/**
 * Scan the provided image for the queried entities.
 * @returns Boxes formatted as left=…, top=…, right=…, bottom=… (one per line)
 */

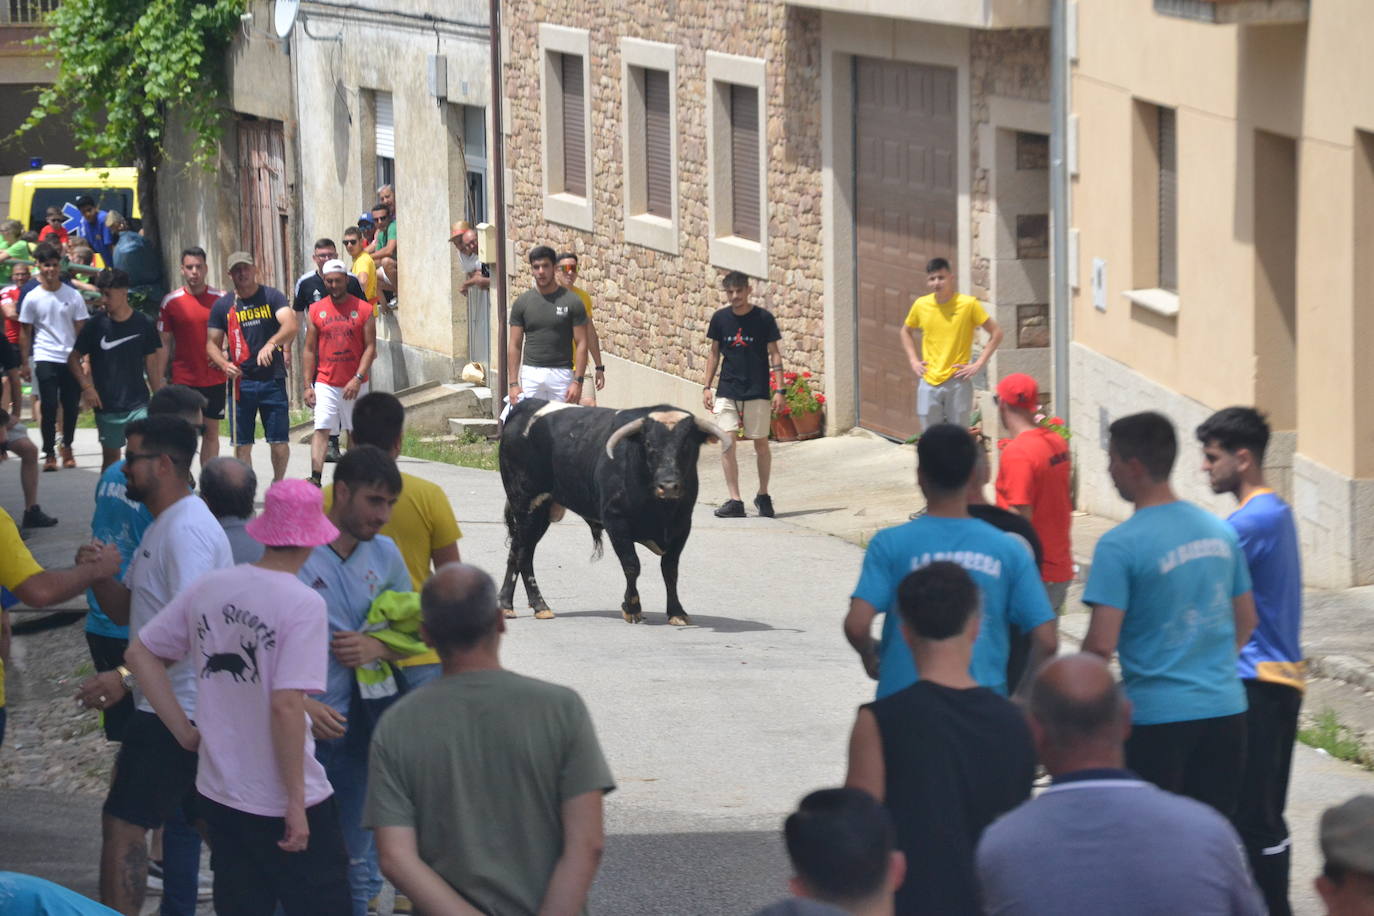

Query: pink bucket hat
left=245, top=479, right=339, bottom=547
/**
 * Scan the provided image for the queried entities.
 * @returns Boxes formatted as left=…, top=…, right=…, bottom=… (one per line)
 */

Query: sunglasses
left=343, top=239, right=359, bottom=246
left=558, top=265, right=578, bottom=274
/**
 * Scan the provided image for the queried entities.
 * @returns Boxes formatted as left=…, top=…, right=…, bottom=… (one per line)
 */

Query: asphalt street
left=1, top=428, right=1371, bottom=915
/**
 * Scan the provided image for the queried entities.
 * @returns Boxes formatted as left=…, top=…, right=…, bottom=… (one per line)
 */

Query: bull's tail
left=588, top=522, right=605, bottom=561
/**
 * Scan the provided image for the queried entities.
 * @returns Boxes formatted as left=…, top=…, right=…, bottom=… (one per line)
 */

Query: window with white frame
left=705, top=51, right=768, bottom=278
left=539, top=24, right=593, bottom=231
left=620, top=38, right=678, bottom=254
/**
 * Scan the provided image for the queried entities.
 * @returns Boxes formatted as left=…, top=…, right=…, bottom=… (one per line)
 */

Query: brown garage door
left=854, top=58, right=957, bottom=440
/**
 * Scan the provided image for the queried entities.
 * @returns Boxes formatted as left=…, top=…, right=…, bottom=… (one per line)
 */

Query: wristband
left=575, top=376, right=585, bottom=382
left=509, top=382, right=519, bottom=388
left=355, top=373, right=365, bottom=382
left=595, top=365, right=605, bottom=371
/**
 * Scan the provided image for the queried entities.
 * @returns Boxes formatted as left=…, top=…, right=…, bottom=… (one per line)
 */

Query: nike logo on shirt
left=100, top=334, right=141, bottom=350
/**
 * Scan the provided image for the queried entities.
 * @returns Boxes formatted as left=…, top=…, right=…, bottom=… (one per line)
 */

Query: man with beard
left=298, top=446, right=411, bottom=916
left=303, top=259, right=374, bottom=487
left=80, top=414, right=233, bottom=915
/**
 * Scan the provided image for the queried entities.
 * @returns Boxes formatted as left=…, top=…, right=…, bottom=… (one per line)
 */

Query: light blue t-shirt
left=85, top=460, right=152, bottom=639
left=1083, top=501, right=1252, bottom=725
left=852, top=515, right=1055, bottom=698
left=1229, top=492, right=1303, bottom=687
left=0, top=871, right=121, bottom=914
left=297, top=534, right=410, bottom=717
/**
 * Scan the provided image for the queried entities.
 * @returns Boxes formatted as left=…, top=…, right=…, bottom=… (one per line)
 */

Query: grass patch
left=400, top=428, right=500, bottom=472
left=72, top=661, right=94, bottom=678
left=1299, top=708, right=1374, bottom=769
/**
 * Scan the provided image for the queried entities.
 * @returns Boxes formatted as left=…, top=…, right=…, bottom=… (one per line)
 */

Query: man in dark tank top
left=845, top=561, right=1036, bottom=916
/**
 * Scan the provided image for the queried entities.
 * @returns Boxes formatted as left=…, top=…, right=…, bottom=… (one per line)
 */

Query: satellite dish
left=274, top=0, right=299, bottom=39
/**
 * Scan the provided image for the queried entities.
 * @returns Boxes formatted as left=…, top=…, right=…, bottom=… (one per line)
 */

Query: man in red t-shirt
left=303, top=259, right=375, bottom=485
left=994, top=373, right=1074, bottom=611
left=157, top=246, right=227, bottom=464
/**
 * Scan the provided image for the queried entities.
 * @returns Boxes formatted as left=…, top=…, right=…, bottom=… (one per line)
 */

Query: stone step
left=443, top=383, right=495, bottom=419
left=449, top=417, right=499, bottom=439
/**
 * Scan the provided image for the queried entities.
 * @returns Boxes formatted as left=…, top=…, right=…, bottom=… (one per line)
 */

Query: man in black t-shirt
left=845, top=562, right=1035, bottom=916
left=207, top=251, right=297, bottom=483
left=703, top=271, right=786, bottom=518
left=68, top=268, right=162, bottom=471
left=506, top=245, right=588, bottom=408
left=292, top=238, right=366, bottom=313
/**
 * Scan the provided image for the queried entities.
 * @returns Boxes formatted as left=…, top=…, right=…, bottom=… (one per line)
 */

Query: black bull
left=498, top=400, right=732, bottom=625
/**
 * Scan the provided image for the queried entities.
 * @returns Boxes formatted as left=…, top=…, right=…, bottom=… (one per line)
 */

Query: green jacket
left=357, top=589, right=426, bottom=699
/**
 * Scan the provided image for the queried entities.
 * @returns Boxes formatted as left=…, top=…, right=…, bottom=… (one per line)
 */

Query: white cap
left=321, top=259, right=348, bottom=276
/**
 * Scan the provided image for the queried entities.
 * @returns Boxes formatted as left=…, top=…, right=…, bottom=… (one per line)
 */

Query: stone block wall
left=501, top=1, right=825, bottom=400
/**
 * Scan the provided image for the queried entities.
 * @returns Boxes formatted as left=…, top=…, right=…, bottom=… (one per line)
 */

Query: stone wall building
left=500, top=0, right=1054, bottom=437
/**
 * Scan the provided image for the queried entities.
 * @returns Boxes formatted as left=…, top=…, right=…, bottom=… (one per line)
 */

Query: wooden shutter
left=1157, top=105, right=1177, bottom=292
left=561, top=53, right=587, bottom=198
left=644, top=69, right=671, bottom=218
left=729, top=84, right=760, bottom=241
left=375, top=92, right=395, bottom=160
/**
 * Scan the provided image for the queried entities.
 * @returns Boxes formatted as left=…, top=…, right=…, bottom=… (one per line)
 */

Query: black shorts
left=200, top=794, right=351, bottom=916
left=0, top=336, right=19, bottom=372
left=193, top=383, right=227, bottom=421
left=103, top=710, right=199, bottom=829
left=85, top=632, right=135, bottom=742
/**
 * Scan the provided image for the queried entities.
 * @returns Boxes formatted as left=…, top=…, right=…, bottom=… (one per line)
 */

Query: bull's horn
left=695, top=417, right=734, bottom=454
left=605, top=417, right=647, bottom=459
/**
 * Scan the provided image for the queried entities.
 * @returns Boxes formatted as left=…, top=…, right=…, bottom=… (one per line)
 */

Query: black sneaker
left=324, top=436, right=343, bottom=463
left=754, top=494, right=775, bottom=518
left=21, top=504, right=58, bottom=529
left=714, top=499, right=746, bottom=518
left=307, top=475, right=322, bottom=488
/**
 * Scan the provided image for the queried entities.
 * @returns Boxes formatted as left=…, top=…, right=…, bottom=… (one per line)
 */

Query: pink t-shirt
left=138, top=564, right=334, bottom=817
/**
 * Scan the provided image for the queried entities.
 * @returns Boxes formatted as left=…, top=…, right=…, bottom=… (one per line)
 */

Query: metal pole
left=488, top=0, right=509, bottom=416
left=1050, top=0, right=1072, bottom=429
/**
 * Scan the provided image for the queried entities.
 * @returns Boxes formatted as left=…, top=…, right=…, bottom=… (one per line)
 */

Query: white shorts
left=519, top=366, right=575, bottom=403
left=314, top=381, right=369, bottom=432
left=713, top=398, right=770, bottom=440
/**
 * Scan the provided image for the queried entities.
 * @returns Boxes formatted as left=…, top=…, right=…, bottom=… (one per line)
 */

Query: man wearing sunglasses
left=342, top=227, right=378, bottom=306
left=554, top=252, right=603, bottom=406
left=369, top=202, right=398, bottom=299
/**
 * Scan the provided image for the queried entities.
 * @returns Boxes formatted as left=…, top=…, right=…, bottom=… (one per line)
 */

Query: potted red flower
left=775, top=371, right=825, bottom=440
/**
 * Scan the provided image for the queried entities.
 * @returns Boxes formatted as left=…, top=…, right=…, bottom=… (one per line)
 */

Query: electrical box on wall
left=475, top=222, right=497, bottom=263
left=427, top=54, right=448, bottom=101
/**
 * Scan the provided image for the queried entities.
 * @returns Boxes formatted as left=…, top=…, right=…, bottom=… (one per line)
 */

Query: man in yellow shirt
left=898, top=257, right=1003, bottom=432
left=323, top=391, right=460, bottom=689
left=0, top=507, right=120, bottom=746
left=556, top=252, right=605, bottom=406
left=343, top=224, right=378, bottom=305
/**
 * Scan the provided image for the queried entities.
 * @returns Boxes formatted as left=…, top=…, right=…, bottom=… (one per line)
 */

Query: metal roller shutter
left=561, top=53, right=586, bottom=197
left=644, top=69, right=671, bottom=218
left=375, top=92, right=395, bottom=160
left=729, top=84, right=759, bottom=241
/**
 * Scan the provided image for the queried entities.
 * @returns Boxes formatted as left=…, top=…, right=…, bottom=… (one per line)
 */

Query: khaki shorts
left=714, top=397, right=770, bottom=440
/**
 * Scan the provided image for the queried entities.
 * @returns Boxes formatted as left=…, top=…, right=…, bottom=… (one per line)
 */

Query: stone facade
left=502, top=1, right=825, bottom=405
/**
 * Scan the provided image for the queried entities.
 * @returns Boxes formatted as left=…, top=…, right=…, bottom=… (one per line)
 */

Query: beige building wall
left=501, top=0, right=826, bottom=418
left=1070, top=0, right=1374, bottom=586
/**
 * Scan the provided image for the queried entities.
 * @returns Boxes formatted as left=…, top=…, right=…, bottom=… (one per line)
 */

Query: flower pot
left=792, top=409, right=823, bottom=440
left=771, top=415, right=799, bottom=442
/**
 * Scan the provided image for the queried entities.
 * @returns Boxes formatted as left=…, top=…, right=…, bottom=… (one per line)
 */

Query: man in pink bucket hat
left=125, top=479, right=352, bottom=914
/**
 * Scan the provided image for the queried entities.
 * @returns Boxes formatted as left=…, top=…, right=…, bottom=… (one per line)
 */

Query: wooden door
left=854, top=58, right=957, bottom=440
left=237, top=120, right=290, bottom=291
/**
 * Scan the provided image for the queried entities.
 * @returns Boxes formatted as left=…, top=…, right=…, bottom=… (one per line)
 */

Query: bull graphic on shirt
left=202, top=638, right=260, bottom=683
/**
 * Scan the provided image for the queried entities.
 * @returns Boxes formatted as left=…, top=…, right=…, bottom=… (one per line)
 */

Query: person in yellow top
left=343, top=224, right=379, bottom=305
left=556, top=252, right=605, bottom=406
left=0, top=506, right=121, bottom=747
left=899, top=257, right=1003, bottom=432
left=323, top=391, right=460, bottom=689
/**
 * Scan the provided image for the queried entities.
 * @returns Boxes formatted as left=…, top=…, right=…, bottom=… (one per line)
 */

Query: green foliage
left=401, top=429, right=500, bottom=472
left=1299, top=708, right=1374, bottom=770
left=20, top=0, right=247, bottom=170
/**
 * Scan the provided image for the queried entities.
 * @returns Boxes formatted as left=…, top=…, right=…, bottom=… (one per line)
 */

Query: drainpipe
left=1050, top=0, right=1071, bottom=428
left=489, top=0, right=508, bottom=414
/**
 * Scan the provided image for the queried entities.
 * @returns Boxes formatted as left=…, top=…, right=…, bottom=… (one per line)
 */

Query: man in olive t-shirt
left=506, top=245, right=589, bottom=408
left=365, top=564, right=614, bottom=915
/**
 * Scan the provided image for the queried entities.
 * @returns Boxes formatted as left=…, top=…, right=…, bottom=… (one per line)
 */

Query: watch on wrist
left=116, top=665, right=135, bottom=691
left=575, top=376, right=585, bottom=382
left=355, top=373, right=365, bottom=382
left=595, top=365, right=606, bottom=372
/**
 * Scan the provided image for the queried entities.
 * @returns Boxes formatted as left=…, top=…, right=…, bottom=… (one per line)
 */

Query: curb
left=1308, top=655, right=1374, bottom=694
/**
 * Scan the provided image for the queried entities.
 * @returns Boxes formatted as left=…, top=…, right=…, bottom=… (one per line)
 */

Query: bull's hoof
left=668, top=614, right=692, bottom=627
left=502, top=607, right=517, bottom=619
left=622, top=610, right=644, bottom=624
left=534, top=608, right=556, bottom=620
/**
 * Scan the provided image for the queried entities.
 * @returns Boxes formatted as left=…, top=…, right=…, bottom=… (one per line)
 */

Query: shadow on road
left=773, top=506, right=845, bottom=519
left=554, top=609, right=800, bottom=634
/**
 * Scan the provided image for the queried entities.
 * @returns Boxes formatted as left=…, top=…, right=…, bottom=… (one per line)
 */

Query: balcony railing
left=1, top=0, right=59, bottom=25
left=1154, top=0, right=1308, bottom=24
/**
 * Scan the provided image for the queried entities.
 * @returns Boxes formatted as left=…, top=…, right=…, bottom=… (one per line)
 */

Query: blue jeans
left=233, top=377, right=290, bottom=445
left=160, top=805, right=203, bottom=916
left=314, top=733, right=380, bottom=916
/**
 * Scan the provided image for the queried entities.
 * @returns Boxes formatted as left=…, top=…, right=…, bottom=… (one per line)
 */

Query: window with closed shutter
left=644, top=69, right=671, bottom=218
left=561, top=53, right=586, bottom=198
left=375, top=92, right=395, bottom=159
left=1157, top=106, right=1177, bottom=292
left=729, top=84, right=760, bottom=241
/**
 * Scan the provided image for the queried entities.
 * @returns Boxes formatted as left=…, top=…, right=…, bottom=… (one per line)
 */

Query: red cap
left=996, top=373, right=1039, bottom=411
